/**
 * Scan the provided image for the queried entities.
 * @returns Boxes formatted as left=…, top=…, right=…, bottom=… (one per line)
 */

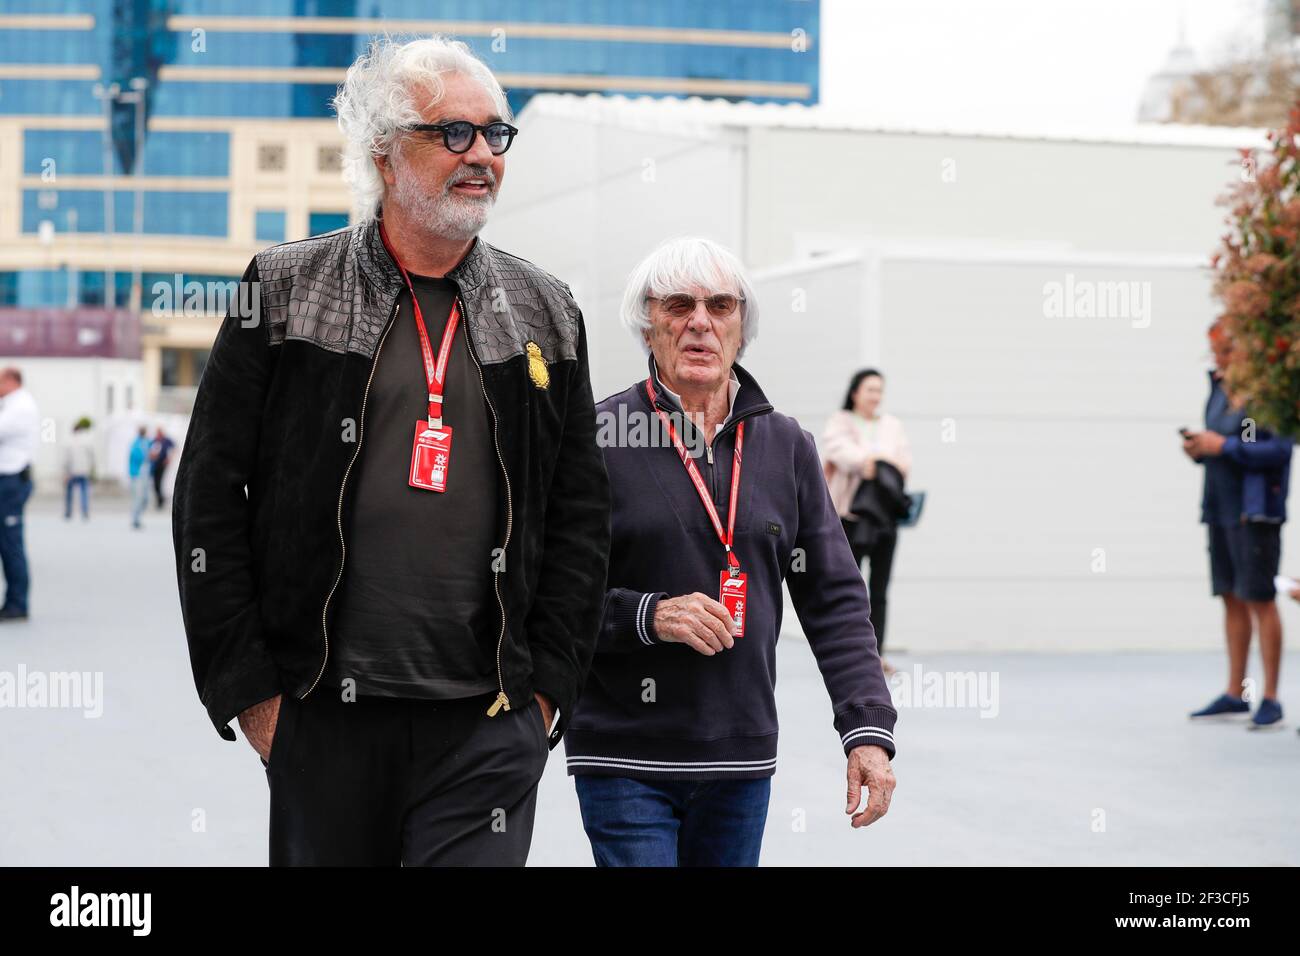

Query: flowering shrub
left=1212, top=106, right=1300, bottom=439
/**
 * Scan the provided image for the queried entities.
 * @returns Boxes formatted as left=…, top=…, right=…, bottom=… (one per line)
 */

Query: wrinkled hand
left=1183, top=430, right=1225, bottom=458
left=238, top=694, right=281, bottom=762
left=653, top=592, right=736, bottom=655
left=845, top=744, right=895, bottom=828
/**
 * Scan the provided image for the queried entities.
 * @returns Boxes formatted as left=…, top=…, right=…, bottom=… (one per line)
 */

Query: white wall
left=3, top=357, right=146, bottom=489
left=744, top=126, right=1253, bottom=266
left=746, top=252, right=873, bottom=429
left=485, top=108, right=748, bottom=399
left=749, top=249, right=1234, bottom=652
left=478, top=100, right=1277, bottom=651
left=873, top=253, right=1220, bottom=652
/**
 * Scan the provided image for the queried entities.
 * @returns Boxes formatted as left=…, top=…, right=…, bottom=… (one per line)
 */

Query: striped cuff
left=607, top=590, right=667, bottom=647
left=634, top=592, right=664, bottom=645
left=835, top=705, right=897, bottom=759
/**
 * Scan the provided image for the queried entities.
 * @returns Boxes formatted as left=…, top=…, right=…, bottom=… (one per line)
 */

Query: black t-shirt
left=325, top=274, right=500, bottom=698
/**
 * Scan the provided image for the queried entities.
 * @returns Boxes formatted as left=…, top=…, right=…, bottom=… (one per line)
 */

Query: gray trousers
left=264, top=689, right=549, bottom=866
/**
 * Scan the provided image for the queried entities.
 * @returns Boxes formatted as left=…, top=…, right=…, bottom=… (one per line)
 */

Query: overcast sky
left=820, top=0, right=1268, bottom=129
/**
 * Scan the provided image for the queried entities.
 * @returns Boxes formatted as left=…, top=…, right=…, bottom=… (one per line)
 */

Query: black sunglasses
left=405, top=120, right=518, bottom=155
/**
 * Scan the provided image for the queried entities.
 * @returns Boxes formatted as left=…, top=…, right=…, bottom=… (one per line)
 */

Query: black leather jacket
left=172, top=219, right=611, bottom=749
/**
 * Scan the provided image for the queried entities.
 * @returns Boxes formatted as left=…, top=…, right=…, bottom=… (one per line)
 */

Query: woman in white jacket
left=822, top=369, right=911, bottom=670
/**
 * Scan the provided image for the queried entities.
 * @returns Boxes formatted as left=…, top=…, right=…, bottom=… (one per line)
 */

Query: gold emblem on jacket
left=526, top=341, right=549, bottom=389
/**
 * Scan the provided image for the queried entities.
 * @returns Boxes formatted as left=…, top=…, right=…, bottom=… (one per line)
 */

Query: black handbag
left=850, top=460, right=910, bottom=525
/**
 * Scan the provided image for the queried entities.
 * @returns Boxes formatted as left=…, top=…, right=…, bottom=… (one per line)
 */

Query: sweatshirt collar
left=651, top=357, right=740, bottom=425
left=644, top=355, right=773, bottom=426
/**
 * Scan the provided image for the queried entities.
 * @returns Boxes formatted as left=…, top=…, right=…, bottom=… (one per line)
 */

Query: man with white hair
left=172, top=36, right=610, bottom=865
left=565, top=238, right=897, bottom=866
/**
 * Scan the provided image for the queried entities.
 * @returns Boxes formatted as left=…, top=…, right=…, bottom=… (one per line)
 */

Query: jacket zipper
left=656, top=397, right=770, bottom=519
left=303, top=297, right=402, bottom=698
left=706, top=440, right=716, bottom=501
left=459, top=295, right=514, bottom=717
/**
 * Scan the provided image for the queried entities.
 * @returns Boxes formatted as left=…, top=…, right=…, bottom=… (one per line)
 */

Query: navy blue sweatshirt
left=564, top=360, right=897, bottom=780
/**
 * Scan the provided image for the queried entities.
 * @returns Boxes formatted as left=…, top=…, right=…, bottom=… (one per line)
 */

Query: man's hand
left=653, top=592, right=736, bottom=655
left=237, top=694, right=281, bottom=762
left=534, top=692, right=555, bottom=736
left=845, top=744, right=895, bottom=829
left=1183, top=430, right=1226, bottom=459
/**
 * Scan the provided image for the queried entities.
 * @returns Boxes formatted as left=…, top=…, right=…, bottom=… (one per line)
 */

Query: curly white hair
left=332, top=35, right=512, bottom=219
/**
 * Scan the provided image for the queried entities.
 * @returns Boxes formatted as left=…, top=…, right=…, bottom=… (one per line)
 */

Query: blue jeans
left=0, top=473, right=33, bottom=614
left=573, top=775, right=771, bottom=867
left=65, top=475, right=89, bottom=519
left=130, top=473, right=150, bottom=527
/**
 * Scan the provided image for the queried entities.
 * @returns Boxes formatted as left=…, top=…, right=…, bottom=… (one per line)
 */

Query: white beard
left=392, top=159, right=494, bottom=241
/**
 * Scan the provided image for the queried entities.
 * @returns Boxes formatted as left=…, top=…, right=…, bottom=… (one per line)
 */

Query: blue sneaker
left=1189, top=694, right=1249, bottom=720
left=1248, top=698, right=1284, bottom=731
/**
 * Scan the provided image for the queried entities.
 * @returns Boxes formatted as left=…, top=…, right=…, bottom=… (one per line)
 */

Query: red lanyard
left=644, top=377, right=744, bottom=575
left=380, top=222, right=460, bottom=428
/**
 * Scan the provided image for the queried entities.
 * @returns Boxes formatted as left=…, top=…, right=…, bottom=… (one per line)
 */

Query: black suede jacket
left=172, top=219, right=611, bottom=749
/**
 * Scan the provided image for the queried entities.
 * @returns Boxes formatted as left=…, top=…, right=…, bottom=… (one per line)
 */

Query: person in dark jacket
left=565, top=237, right=897, bottom=867
left=171, top=36, right=610, bottom=866
left=147, top=427, right=174, bottom=510
left=1184, top=321, right=1290, bottom=730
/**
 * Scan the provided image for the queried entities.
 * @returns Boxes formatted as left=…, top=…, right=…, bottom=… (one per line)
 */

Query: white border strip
left=841, top=726, right=895, bottom=748
left=567, top=756, right=778, bottom=772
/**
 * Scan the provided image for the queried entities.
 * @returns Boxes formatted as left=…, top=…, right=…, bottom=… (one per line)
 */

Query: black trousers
left=151, top=465, right=166, bottom=508
left=263, top=689, right=550, bottom=866
left=844, top=519, right=897, bottom=653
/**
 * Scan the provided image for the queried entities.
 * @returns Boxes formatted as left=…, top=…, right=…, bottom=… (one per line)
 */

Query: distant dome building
left=1138, top=30, right=1200, bottom=123
left=1138, top=2, right=1298, bottom=126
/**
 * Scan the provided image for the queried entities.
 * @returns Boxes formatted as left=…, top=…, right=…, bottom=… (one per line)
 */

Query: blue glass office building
left=0, top=2, right=818, bottom=398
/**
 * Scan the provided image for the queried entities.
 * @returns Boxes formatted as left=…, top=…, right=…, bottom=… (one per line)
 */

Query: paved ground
left=1, top=497, right=1297, bottom=866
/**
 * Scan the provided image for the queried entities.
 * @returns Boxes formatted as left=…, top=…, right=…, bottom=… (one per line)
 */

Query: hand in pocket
left=238, top=694, right=282, bottom=763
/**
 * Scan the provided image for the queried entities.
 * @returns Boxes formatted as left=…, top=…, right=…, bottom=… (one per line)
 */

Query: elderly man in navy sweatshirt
left=565, top=237, right=897, bottom=866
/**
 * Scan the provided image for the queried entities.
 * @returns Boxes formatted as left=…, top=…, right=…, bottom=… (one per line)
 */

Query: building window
left=160, top=348, right=180, bottom=388
left=257, top=143, right=286, bottom=172
left=24, top=129, right=230, bottom=177
left=308, top=211, right=349, bottom=236
left=317, top=145, right=342, bottom=173
left=105, top=383, right=114, bottom=415
left=21, top=190, right=228, bottom=238
left=255, top=210, right=286, bottom=243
